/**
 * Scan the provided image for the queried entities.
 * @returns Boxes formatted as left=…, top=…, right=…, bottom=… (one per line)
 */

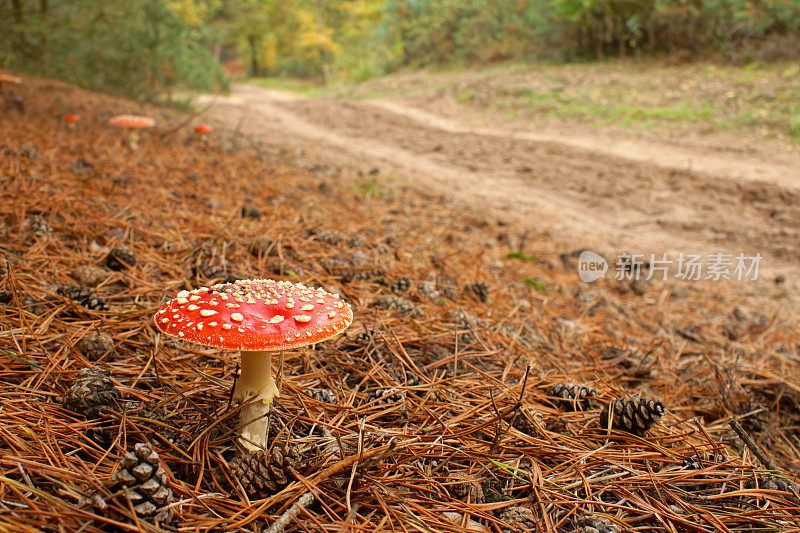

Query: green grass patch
left=457, top=90, right=476, bottom=103
left=523, top=278, right=547, bottom=293
left=352, top=176, right=393, bottom=198
left=787, top=105, right=800, bottom=143
left=248, top=77, right=322, bottom=96
left=504, top=251, right=536, bottom=262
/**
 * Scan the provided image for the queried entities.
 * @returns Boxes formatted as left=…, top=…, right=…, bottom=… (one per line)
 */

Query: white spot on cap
left=285, top=302, right=294, bottom=309
left=187, top=304, right=199, bottom=311
left=160, top=317, right=169, bottom=324
left=196, top=323, right=204, bottom=330
left=199, top=309, right=217, bottom=317
left=238, top=327, right=245, bottom=333
left=328, top=311, right=336, bottom=318
left=300, top=304, right=314, bottom=311
left=295, top=315, right=311, bottom=323
left=177, top=290, right=190, bottom=298
left=208, top=321, right=218, bottom=327
left=231, top=313, right=244, bottom=322
left=176, top=298, right=189, bottom=305
left=269, top=315, right=285, bottom=324
left=189, top=295, right=201, bottom=302
left=222, top=324, right=232, bottom=330
left=178, top=331, right=184, bottom=337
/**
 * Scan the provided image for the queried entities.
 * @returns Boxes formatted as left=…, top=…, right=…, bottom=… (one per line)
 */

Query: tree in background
left=0, top=0, right=227, bottom=100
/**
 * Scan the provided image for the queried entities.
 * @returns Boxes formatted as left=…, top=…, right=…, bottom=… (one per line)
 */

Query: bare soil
left=202, top=84, right=800, bottom=311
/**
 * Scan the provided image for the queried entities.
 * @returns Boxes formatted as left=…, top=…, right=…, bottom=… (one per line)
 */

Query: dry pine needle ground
left=0, top=78, right=799, bottom=532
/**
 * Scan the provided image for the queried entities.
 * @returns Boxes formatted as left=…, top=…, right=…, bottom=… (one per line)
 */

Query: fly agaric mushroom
left=64, top=114, right=80, bottom=130
left=155, top=279, right=352, bottom=451
left=109, top=114, right=155, bottom=151
left=194, top=124, right=213, bottom=145
left=0, top=73, right=22, bottom=87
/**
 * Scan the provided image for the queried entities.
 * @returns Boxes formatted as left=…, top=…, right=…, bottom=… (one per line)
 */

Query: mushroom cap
left=155, top=279, right=353, bottom=351
left=195, top=124, right=213, bottom=134
left=109, top=114, right=155, bottom=129
left=64, top=114, right=80, bottom=122
left=0, top=74, right=22, bottom=84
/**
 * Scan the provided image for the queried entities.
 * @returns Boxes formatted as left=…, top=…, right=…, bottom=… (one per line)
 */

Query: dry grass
left=1, top=77, right=799, bottom=532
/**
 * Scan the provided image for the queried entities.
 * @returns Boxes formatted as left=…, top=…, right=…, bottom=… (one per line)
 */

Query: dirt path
left=199, top=84, right=800, bottom=306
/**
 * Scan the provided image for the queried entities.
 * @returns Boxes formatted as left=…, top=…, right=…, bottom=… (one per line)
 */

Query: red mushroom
left=64, top=114, right=80, bottom=130
left=109, top=114, right=155, bottom=150
left=0, top=73, right=22, bottom=87
left=194, top=124, right=213, bottom=146
left=155, top=279, right=353, bottom=451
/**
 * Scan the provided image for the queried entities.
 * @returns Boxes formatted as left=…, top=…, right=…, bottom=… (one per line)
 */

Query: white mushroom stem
left=232, top=350, right=281, bottom=452
left=128, top=129, right=139, bottom=151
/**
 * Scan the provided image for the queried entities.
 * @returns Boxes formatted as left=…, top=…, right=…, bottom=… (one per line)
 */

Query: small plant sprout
left=155, top=279, right=353, bottom=452
left=194, top=124, right=213, bottom=145
left=109, top=114, right=155, bottom=150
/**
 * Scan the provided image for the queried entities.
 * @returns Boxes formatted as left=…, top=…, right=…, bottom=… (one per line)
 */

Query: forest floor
left=1, top=74, right=799, bottom=533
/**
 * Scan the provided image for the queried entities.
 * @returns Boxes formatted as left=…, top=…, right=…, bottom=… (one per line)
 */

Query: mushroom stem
left=129, top=128, right=139, bottom=150
left=233, top=350, right=280, bottom=451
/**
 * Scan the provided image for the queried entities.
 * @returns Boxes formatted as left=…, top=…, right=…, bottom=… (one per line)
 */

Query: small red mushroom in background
left=108, top=114, right=155, bottom=151
left=0, top=73, right=22, bottom=90
left=194, top=124, right=213, bottom=146
left=155, top=279, right=353, bottom=452
left=64, top=114, right=80, bottom=130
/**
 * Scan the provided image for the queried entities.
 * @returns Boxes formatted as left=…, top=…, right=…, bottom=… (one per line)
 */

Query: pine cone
left=227, top=446, right=300, bottom=498
left=547, top=383, right=597, bottom=411
left=387, top=277, right=412, bottom=293
left=499, top=506, right=537, bottom=532
left=24, top=215, right=53, bottom=240
left=88, top=443, right=174, bottom=524
left=311, top=388, right=338, bottom=404
left=447, top=473, right=485, bottom=503
left=63, top=367, right=121, bottom=418
left=191, top=262, right=239, bottom=283
left=511, top=405, right=541, bottom=435
left=465, top=282, right=489, bottom=302
left=417, top=280, right=440, bottom=301
left=75, top=329, right=114, bottom=361
left=600, top=396, right=665, bottom=436
left=104, top=247, right=136, bottom=270
left=570, top=515, right=621, bottom=533
left=374, top=294, right=421, bottom=317
left=308, top=228, right=346, bottom=245
left=240, top=204, right=262, bottom=219
left=365, top=388, right=406, bottom=415
left=58, top=284, right=107, bottom=311
left=71, top=264, right=108, bottom=287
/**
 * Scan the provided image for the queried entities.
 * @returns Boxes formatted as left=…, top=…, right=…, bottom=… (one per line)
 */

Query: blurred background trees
left=1, top=0, right=798, bottom=97
left=0, top=0, right=228, bottom=100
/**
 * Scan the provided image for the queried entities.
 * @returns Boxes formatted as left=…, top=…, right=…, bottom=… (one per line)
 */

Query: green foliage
left=0, top=0, right=227, bottom=100
left=523, top=277, right=548, bottom=293
left=377, top=0, right=800, bottom=67
left=504, top=251, right=537, bottom=263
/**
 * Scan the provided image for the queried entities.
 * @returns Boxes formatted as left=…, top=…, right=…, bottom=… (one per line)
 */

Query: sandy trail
left=199, top=84, right=800, bottom=305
